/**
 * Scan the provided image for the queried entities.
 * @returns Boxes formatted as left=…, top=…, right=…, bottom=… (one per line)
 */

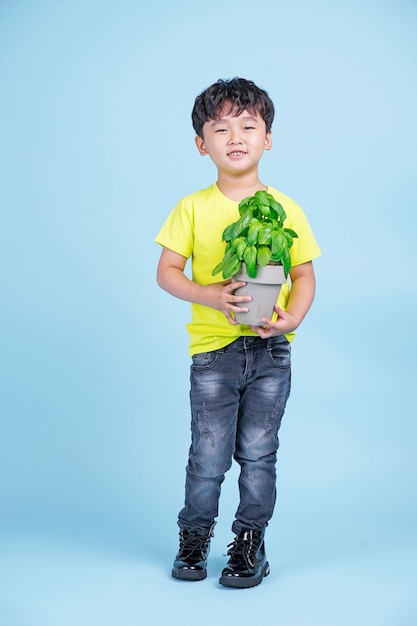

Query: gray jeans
left=178, top=335, right=291, bottom=534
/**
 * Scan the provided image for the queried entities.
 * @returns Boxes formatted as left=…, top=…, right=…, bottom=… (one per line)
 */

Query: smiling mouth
left=228, top=151, right=246, bottom=157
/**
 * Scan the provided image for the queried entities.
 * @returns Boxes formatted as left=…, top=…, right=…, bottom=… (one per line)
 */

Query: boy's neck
left=216, top=173, right=268, bottom=203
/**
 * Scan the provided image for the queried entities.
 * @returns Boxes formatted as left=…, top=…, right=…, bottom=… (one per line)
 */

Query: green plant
left=212, top=190, right=298, bottom=280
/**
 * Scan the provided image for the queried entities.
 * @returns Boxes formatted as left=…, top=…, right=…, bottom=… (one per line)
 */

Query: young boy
left=155, top=77, right=321, bottom=588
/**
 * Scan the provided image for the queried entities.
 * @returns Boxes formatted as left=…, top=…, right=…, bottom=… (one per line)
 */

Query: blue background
left=1, top=0, right=416, bottom=624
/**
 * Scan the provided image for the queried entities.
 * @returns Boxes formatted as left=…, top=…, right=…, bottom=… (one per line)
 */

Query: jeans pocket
left=191, top=349, right=223, bottom=371
left=267, top=336, right=291, bottom=368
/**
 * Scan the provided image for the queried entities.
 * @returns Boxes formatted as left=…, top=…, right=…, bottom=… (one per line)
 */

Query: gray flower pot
left=232, top=264, right=287, bottom=326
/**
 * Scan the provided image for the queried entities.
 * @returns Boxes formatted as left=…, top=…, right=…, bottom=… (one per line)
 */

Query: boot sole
left=219, top=562, right=270, bottom=588
left=172, top=567, right=207, bottom=581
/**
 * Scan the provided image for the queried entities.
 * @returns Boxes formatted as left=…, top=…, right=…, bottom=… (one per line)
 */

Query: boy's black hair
left=191, top=77, right=275, bottom=138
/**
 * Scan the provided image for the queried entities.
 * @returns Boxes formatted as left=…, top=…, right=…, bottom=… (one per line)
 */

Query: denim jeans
left=178, top=335, right=291, bottom=534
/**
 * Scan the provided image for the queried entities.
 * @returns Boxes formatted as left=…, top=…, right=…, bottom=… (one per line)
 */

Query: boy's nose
left=230, top=134, right=243, bottom=144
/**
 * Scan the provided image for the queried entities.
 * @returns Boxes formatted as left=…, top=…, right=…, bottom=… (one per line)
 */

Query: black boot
left=219, top=528, right=270, bottom=588
left=172, top=523, right=215, bottom=581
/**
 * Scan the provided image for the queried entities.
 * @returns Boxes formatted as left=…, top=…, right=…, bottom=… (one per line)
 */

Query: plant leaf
left=281, top=248, right=291, bottom=277
left=272, top=231, right=286, bottom=258
left=238, top=196, right=255, bottom=215
left=270, top=200, right=286, bottom=222
left=254, top=190, right=269, bottom=205
left=284, top=228, right=298, bottom=238
left=212, top=261, right=224, bottom=276
left=257, top=246, right=272, bottom=266
left=243, top=246, right=258, bottom=278
left=283, top=231, right=294, bottom=247
left=232, top=211, right=253, bottom=238
left=258, top=204, right=271, bottom=218
left=247, top=219, right=261, bottom=246
left=221, top=254, right=241, bottom=279
left=222, top=222, right=237, bottom=242
left=258, top=224, right=272, bottom=245
left=232, top=236, right=247, bottom=259
left=212, top=242, right=233, bottom=275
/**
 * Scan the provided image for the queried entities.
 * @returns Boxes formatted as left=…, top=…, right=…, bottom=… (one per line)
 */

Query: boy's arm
left=251, top=261, right=316, bottom=338
left=156, top=247, right=251, bottom=325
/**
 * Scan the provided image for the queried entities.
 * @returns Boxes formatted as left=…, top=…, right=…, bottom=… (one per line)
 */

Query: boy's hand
left=156, top=248, right=252, bottom=325
left=250, top=305, right=298, bottom=338
left=205, top=280, right=251, bottom=325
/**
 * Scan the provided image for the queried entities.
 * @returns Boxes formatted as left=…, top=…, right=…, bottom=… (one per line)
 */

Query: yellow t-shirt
left=155, top=183, right=321, bottom=356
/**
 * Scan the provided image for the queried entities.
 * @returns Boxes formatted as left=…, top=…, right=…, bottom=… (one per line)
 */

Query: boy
left=155, top=77, right=321, bottom=588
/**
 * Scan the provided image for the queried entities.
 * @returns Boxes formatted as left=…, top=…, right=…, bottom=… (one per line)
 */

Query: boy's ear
left=264, top=131, right=272, bottom=151
left=195, top=135, right=208, bottom=156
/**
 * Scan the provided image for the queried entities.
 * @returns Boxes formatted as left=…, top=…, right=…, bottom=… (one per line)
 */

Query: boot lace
left=226, top=533, right=258, bottom=568
left=179, top=533, right=210, bottom=560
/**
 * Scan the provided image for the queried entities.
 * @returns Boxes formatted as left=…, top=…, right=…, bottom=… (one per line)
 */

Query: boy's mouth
left=228, top=150, right=246, bottom=157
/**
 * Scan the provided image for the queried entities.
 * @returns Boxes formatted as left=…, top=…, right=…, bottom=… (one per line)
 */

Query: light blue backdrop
left=1, top=1, right=416, bottom=624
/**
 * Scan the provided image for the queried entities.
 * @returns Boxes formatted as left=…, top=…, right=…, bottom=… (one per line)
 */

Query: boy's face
left=195, top=104, right=272, bottom=176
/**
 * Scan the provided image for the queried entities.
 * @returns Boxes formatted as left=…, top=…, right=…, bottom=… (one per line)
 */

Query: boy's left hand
left=250, top=305, right=298, bottom=338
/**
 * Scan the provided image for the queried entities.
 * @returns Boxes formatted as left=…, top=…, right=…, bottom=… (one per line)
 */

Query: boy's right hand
left=157, top=249, right=251, bottom=325
left=204, top=280, right=251, bottom=325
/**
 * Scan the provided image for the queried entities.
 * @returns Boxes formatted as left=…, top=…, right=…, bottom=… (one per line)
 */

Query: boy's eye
left=215, top=128, right=227, bottom=133
left=243, top=125, right=255, bottom=130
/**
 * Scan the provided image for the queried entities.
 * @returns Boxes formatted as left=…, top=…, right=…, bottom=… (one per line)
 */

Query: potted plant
left=212, top=190, right=298, bottom=326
